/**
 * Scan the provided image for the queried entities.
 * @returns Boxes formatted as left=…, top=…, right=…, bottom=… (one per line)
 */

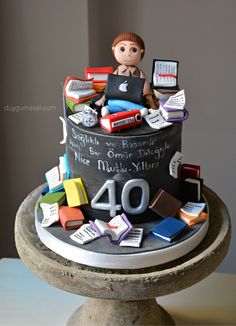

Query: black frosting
left=66, top=118, right=182, bottom=223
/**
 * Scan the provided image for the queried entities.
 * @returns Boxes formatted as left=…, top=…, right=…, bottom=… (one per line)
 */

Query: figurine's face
left=113, top=41, right=143, bottom=66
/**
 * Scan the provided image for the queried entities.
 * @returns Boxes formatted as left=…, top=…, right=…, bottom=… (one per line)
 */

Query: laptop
left=105, top=74, right=145, bottom=104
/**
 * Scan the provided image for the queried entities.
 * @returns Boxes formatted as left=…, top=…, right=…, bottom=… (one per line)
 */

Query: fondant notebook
left=149, top=188, right=182, bottom=218
left=150, top=216, right=187, bottom=242
left=59, top=206, right=85, bottom=230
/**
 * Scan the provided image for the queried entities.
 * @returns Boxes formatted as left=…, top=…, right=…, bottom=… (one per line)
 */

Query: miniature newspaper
left=144, top=110, right=172, bottom=129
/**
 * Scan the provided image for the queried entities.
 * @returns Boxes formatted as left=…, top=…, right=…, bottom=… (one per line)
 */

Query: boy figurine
left=96, top=32, right=157, bottom=116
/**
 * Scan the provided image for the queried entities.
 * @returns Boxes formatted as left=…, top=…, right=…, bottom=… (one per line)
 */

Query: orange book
left=178, top=210, right=208, bottom=226
left=59, top=206, right=85, bottom=230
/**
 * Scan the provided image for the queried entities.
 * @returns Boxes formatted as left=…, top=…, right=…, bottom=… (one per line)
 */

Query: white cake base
left=35, top=200, right=209, bottom=270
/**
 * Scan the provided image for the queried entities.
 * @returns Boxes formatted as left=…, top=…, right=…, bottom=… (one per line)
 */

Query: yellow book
left=63, top=178, right=88, bottom=207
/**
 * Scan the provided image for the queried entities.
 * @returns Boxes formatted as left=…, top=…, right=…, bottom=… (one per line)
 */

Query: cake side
left=66, top=118, right=182, bottom=223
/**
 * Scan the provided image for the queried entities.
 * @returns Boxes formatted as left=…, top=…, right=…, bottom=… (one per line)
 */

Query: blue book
left=150, top=217, right=187, bottom=242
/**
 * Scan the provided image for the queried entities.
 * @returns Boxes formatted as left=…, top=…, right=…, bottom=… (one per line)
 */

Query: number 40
left=91, top=179, right=150, bottom=217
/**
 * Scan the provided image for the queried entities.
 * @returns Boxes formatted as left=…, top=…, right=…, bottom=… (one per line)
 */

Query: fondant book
left=45, top=154, right=70, bottom=192
left=59, top=206, right=85, bottom=230
left=85, top=66, right=113, bottom=82
left=178, top=202, right=208, bottom=226
left=149, top=188, right=182, bottom=218
left=153, top=88, right=179, bottom=100
left=152, top=59, right=179, bottom=89
left=63, top=178, right=88, bottom=207
left=150, top=216, right=187, bottom=242
left=182, top=178, right=203, bottom=202
left=89, top=213, right=133, bottom=244
left=38, top=191, right=66, bottom=208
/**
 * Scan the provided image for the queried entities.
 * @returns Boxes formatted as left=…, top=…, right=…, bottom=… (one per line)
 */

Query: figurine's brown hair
left=112, top=32, right=145, bottom=59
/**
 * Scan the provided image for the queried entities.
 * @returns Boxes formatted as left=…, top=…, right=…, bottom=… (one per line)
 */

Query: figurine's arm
left=95, top=69, right=118, bottom=107
left=140, top=69, right=158, bottom=109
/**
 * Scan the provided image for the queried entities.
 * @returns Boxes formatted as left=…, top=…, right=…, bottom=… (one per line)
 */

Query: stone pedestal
left=15, top=186, right=231, bottom=325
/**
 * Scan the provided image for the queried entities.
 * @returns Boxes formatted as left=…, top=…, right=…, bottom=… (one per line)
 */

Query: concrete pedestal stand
left=15, top=186, right=231, bottom=326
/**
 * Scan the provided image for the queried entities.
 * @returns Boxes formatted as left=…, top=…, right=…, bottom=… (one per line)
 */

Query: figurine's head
left=112, top=32, right=145, bottom=66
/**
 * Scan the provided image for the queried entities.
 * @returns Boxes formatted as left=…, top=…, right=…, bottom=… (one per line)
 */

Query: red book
left=100, top=110, right=142, bottom=132
left=85, top=67, right=113, bottom=83
left=59, top=206, right=85, bottom=230
left=181, top=164, right=201, bottom=180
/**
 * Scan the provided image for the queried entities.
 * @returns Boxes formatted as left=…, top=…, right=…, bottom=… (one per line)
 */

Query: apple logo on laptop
left=119, top=81, right=128, bottom=92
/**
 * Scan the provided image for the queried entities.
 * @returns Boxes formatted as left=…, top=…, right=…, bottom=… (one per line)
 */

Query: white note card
left=41, top=203, right=59, bottom=227
left=119, top=228, right=143, bottom=247
left=144, top=110, right=172, bottom=130
left=169, top=151, right=184, bottom=179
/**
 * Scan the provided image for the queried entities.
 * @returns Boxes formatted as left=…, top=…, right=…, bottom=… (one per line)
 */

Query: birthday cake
left=35, top=32, right=209, bottom=269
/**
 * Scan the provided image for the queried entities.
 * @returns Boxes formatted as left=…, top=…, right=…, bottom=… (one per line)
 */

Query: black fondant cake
left=66, top=115, right=182, bottom=223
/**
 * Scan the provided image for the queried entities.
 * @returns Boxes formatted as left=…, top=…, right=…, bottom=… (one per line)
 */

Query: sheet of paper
left=68, top=112, right=85, bottom=124
left=169, top=151, right=184, bottom=179
left=144, top=110, right=172, bottom=129
left=41, top=203, right=59, bottom=227
left=70, top=224, right=99, bottom=244
left=180, top=202, right=206, bottom=217
left=119, top=228, right=143, bottom=247
left=164, top=89, right=186, bottom=110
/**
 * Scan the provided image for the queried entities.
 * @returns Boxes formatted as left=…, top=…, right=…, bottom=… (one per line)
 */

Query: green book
left=38, top=191, right=66, bottom=208
left=66, top=98, right=92, bottom=113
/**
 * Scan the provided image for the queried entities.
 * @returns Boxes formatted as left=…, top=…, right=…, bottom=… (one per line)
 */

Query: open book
left=45, top=154, right=70, bottom=192
left=89, top=213, right=133, bottom=244
left=152, top=59, right=179, bottom=89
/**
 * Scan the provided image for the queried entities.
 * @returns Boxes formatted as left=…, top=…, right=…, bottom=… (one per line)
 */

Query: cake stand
left=15, top=185, right=231, bottom=325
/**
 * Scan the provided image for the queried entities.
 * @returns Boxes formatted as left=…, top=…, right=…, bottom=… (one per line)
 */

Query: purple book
left=89, top=213, right=133, bottom=244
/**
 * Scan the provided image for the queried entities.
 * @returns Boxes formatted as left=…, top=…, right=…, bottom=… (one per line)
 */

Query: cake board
left=15, top=185, right=231, bottom=325
left=34, top=186, right=209, bottom=269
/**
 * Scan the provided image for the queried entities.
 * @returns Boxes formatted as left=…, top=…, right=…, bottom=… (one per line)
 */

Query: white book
left=45, top=156, right=68, bottom=191
left=160, top=107, right=185, bottom=120
left=66, top=79, right=93, bottom=91
left=70, top=224, right=99, bottom=244
left=41, top=203, right=59, bottom=227
left=119, top=228, right=143, bottom=247
left=87, top=73, right=108, bottom=81
left=180, top=202, right=206, bottom=217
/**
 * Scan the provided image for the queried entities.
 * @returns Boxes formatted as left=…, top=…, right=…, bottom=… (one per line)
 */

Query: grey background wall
left=0, top=0, right=235, bottom=273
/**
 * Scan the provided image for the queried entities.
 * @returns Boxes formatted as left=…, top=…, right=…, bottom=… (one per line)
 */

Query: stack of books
left=159, top=89, right=188, bottom=122
left=178, top=202, right=208, bottom=226
left=64, top=76, right=98, bottom=112
left=85, top=66, right=113, bottom=93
